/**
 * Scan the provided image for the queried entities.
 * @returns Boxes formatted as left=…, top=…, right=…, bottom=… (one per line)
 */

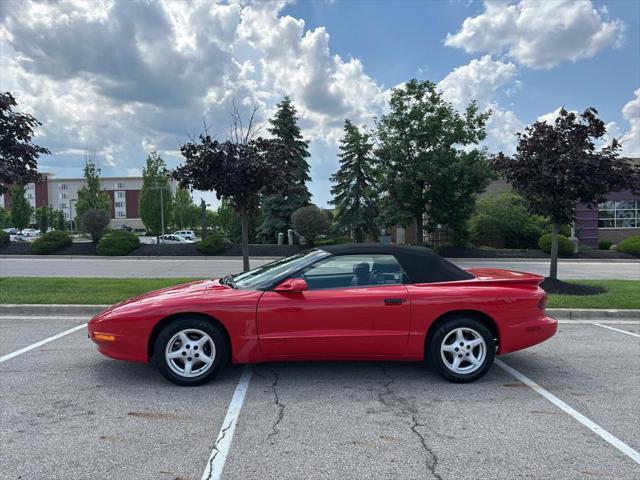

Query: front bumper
left=499, top=315, right=558, bottom=354
left=87, top=316, right=150, bottom=364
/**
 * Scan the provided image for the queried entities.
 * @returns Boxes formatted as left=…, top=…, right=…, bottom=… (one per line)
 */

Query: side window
left=300, top=254, right=405, bottom=290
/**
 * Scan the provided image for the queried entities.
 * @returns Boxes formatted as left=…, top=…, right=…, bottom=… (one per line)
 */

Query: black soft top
left=319, top=244, right=474, bottom=284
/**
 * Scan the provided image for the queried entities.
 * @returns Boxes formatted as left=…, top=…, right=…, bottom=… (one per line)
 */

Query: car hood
left=92, top=279, right=235, bottom=320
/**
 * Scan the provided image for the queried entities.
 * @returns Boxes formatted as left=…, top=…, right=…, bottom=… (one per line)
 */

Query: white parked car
left=173, top=230, right=196, bottom=241
left=21, top=228, right=40, bottom=236
left=154, top=234, right=195, bottom=244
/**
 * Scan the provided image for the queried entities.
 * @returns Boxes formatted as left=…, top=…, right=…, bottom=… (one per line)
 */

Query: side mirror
left=273, top=278, right=308, bottom=293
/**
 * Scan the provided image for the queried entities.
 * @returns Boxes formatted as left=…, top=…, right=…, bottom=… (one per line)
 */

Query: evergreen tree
left=0, top=208, right=9, bottom=228
left=139, top=151, right=174, bottom=235
left=75, top=158, right=112, bottom=220
left=55, top=209, right=65, bottom=231
left=10, top=184, right=33, bottom=229
left=258, top=96, right=311, bottom=242
left=36, top=205, right=53, bottom=233
left=330, top=120, right=380, bottom=242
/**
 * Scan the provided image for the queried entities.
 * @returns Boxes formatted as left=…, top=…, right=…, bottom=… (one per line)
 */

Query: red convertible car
left=88, top=245, right=557, bottom=385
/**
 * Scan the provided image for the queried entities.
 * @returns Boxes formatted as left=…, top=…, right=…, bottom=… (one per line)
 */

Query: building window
left=598, top=200, right=638, bottom=229
left=115, top=201, right=124, bottom=208
left=116, top=191, right=125, bottom=199
left=116, top=210, right=126, bottom=218
left=60, top=184, right=68, bottom=190
left=116, top=182, right=125, bottom=189
left=60, top=193, right=67, bottom=199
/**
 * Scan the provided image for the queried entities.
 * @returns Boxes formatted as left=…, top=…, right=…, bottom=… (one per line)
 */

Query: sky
left=1, top=0, right=639, bottom=208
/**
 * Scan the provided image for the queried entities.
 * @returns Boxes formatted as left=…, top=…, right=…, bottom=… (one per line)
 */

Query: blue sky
left=1, top=0, right=639, bottom=208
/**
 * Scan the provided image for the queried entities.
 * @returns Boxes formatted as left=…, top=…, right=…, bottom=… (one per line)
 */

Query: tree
left=174, top=187, right=195, bottom=230
left=10, top=184, right=32, bottom=230
left=0, top=92, right=49, bottom=194
left=330, top=120, right=379, bottom=242
left=54, top=209, right=66, bottom=231
left=376, top=79, right=492, bottom=243
left=470, top=191, right=548, bottom=249
left=139, top=151, right=174, bottom=236
left=0, top=208, right=9, bottom=228
left=36, top=205, right=54, bottom=233
left=258, top=96, right=312, bottom=242
left=492, top=107, right=640, bottom=279
left=174, top=136, right=297, bottom=271
left=80, top=208, right=110, bottom=243
left=291, top=205, right=329, bottom=245
left=75, top=156, right=112, bottom=221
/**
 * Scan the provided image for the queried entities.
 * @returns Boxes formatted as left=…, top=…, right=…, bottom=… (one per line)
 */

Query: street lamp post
left=69, top=199, right=76, bottom=232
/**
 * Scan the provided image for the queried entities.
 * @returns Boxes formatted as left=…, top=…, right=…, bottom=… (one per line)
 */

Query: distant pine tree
left=330, top=120, right=379, bottom=242
left=258, top=96, right=311, bottom=242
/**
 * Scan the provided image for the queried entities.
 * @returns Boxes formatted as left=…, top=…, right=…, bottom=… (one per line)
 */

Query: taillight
left=538, top=294, right=547, bottom=310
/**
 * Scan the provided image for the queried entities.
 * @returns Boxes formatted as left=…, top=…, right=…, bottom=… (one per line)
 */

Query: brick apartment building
left=0, top=173, right=177, bottom=230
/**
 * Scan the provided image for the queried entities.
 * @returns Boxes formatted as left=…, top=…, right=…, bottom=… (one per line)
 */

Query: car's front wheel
left=154, top=318, right=228, bottom=386
left=428, top=316, right=495, bottom=383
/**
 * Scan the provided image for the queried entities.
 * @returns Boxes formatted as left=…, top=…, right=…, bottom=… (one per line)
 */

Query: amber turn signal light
left=93, top=333, right=116, bottom=342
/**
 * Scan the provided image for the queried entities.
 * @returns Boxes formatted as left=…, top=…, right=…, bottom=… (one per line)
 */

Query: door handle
left=384, top=298, right=405, bottom=305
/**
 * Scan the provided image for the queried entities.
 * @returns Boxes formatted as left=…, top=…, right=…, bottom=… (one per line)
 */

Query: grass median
left=0, top=277, right=638, bottom=309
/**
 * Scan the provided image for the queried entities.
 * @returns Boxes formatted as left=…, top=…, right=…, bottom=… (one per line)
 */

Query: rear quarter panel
left=406, top=281, right=547, bottom=356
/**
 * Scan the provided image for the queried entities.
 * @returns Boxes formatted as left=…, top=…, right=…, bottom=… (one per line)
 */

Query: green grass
left=0, top=277, right=638, bottom=309
left=546, top=280, right=640, bottom=309
left=0, top=277, right=202, bottom=304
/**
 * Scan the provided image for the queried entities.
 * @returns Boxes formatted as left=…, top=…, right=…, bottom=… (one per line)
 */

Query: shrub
left=616, top=236, right=640, bottom=258
left=470, top=191, right=547, bottom=249
left=31, top=230, right=72, bottom=255
left=197, top=233, right=227, bottom=255
left=598, top=240, right=613, bottom=251
left=291, top=205, right=329, bottom=245
left=314, top=236, right=353, bottom=247
left=538, top=233, right=574, bottom=256
left=0, top=230, right=9, bottom=246
left=96, top=231, right=140, bottom=256
left=80, top=208, right=111, bottom=243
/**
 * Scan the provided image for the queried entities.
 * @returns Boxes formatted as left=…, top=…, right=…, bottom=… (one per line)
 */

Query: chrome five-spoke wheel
left=165, top=328, right=216, bottom=378
left=428, top=316, right=495, bottom=383
left=440, top=327, right=486, bottom=375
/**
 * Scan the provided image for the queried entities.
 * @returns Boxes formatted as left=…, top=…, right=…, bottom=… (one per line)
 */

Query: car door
left=257, top=254, right=411, bottom=358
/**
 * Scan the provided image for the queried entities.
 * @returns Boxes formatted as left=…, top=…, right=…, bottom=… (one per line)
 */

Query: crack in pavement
left=267, top=369, right=286, bottom=443
left=378, top=365, right=443, bottom=480
left=204, top=420, right=233, bottom=480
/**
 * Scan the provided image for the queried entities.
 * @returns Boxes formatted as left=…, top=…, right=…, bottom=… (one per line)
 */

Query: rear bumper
left=498, top=315, right=558, bottom=354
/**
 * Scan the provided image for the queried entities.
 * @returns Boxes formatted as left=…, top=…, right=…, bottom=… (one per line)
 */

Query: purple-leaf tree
left=492, top=107, right=640, bottom=279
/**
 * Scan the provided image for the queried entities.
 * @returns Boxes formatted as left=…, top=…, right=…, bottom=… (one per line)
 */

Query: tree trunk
left=240, top=204, right=250, bottom=272
left=200, top=199, right=207, bottom=240
left=415, top=214, right=423, bottom=244
left=549, top=222, right=559, bottom=280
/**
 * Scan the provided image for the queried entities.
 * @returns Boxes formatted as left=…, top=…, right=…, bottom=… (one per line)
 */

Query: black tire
left=427, top=316, right=495, bottom=383
left=153, top=317, right=228, bottom=386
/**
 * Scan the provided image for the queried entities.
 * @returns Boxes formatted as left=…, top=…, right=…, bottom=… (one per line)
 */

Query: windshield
left=231, top=249, right=329, bottom=290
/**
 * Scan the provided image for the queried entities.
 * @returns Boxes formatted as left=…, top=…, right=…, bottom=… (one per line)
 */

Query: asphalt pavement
left=1, top=256, right=638, bottom=279
left=1, top=315, right=638, bottom=479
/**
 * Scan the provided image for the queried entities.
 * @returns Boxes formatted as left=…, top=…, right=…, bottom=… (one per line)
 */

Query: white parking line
left=201, top=365, right=253, bottom=480
left=0, top=323, right=87, bottom=363
left=496, top=359, right=640, bottom=465
left=591, top=323, right=640, bottom=338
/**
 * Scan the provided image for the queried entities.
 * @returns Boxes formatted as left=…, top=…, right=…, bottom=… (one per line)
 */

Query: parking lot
left=1, top=315, right=638, bottom=479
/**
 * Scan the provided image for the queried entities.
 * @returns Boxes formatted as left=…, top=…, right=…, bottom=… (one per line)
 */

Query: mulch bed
left=540, top=277, right=607, bottom=296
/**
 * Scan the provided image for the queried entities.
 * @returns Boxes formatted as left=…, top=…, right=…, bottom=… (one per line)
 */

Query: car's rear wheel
left=428, top=316, right=495, bottom=383
left=154, top=318, right=227, bottom=386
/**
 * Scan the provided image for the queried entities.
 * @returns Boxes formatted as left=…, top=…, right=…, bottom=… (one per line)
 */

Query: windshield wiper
left=220, top=274, right=237, bottom=289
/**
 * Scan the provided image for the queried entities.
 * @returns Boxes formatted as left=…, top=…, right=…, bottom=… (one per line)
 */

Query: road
left=0, top=256, right=638, bottom=279
left=1, top=314, right=638, bottom=479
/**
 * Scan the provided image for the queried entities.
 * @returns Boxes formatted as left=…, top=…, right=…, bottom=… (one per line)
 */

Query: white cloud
left=611, top=89, right=640, bottom=158
left=445, top=0, right=625, bottom=69
left=438, top=55, right=523, bottom=153
left=0, top=0, right=386, bottom=206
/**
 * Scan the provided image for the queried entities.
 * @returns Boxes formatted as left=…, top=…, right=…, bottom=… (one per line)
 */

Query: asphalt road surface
left=1, top=256, right=638, bottom=279
left=1, top=315, right=638, bottom=479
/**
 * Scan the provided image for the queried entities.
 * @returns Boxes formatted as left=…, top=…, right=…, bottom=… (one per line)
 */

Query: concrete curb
left=546, top=308, right=640, bottom=320
left=1, top=305, right=639, bottom=320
